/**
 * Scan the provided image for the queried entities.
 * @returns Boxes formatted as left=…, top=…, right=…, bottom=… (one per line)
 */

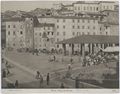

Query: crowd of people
left=35, top=71, right=50, bottom=87
left=82, top=52, right=118, bottom=67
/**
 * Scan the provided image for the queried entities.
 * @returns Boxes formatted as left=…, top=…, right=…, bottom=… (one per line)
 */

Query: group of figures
left=82, top=52, right=118, bottom=67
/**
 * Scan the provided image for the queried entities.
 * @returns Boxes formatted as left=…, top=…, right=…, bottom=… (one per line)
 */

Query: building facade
left=5, top=17, right=34, bottom=50
left=34, top=23, right=55, bottom=51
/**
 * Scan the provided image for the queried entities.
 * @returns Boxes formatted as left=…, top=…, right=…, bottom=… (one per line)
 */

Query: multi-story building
left=34, top=23, right=55, bottom=51
left=1, top=19, right=6, bottom=48
left=5, top=17, right=34, bottom=50
left=59, top=1, right=116, bottom=13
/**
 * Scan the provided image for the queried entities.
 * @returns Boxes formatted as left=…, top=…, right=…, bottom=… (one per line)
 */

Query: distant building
left=34, top=23, right=55, bottom=51
left=1, top=19, right=6, bottom=48
left=5, top=17, right=34, bottom=50
left=53, top=3, right=63, bottom=10
left=61, top=1, right=116, bottom=13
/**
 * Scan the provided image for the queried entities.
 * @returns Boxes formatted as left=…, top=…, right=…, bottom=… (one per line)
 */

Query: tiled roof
left=3, top=17, right=24, bottom=22
left=35, top=23, right=55, bottom=27
left=57, top=35, right=119, bottom=44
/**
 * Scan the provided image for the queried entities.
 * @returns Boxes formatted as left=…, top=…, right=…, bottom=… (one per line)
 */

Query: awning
left=103, top=46, right=119, bottom=52
left=56, top=35, right=119, bottom=44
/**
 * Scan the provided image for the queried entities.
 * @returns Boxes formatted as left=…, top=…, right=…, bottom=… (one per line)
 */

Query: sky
left=1, top=1, right=74, bottom=12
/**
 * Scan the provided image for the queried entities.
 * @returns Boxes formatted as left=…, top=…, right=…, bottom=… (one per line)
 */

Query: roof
left=3, top=17, right=24, bottom=22
left=57, top=35, right=119, bottom=44
left=103, top=46, right=119, bottom=52
left=86, top=12, right=106, bottom=16
left=98, top=1, right=115, bottom=3
left=35, top=23, right=55, bottom=27
left=74, top=1, right=99, bottom=4
left=38, top=15, right=98, bottom=20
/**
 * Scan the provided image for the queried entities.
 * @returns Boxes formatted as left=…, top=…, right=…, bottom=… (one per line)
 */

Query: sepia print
left=1, top=0, right=119, bottom=90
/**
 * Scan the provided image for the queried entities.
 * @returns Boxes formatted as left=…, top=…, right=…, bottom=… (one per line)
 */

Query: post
left=72, top=44, right=74, bottom=55
left=62, top=43, right=66, bottom=56
left=82, top=43, right=85, bottom=59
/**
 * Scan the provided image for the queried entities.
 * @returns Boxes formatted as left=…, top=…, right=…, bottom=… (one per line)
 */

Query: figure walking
left=39, top=74, right=43, bottom=88
left=15, top=80, right=19, bottom=88
left=46, top=73, right=50, bottom=85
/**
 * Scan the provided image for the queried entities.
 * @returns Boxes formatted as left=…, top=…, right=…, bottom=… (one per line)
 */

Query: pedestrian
left=2, top=70, right=6, bottom=78
left=75, top=76, right=79, bottom=88
left=70, top=57, right=73, bottom=63
left=53, top=55, right=56, bottom=61
left=39, top=74, right=43, bottom=88
left=60, top=83, right=65, bottom=88
left=7, top=68, right=10, bottom=75
left=46, top=73, right=50, bottom=85
left=15, top=80, right=19, bottom=88
left=68, top=63, right=72, bottom=71
left=36, top=71, right=40, bottom=79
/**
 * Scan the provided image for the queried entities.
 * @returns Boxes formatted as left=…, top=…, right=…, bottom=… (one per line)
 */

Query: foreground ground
left=2, top=50, right=118, bottom=88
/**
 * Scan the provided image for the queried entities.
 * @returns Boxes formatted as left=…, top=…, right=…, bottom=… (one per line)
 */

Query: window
left=73, top=25, right=75, bottom=29
left=88, top=26, right=90, bottom=29
left=48, top=27, right=50, bottom=30
left=88, top=20, right=90, bottom=23
left=72, top=32, right=75, bottom=36
left=106, top=32, right=108, bottom=35
left=57, top=25, right=59, bottom=28
left=8, top=31, right=10, bottom=35
left=13, top=31, right=15, bottom=35
left=74, top=7, right=77, bottom=10
left=13, top=43, right=15, bottom=46
left=94, top=7, right=96, bottom=11
left=87, top=6, right=89, bottom=10
left=90, top=7, right=92, bottom=11
left=63, top=25, right=65, bottom=29
left=77, top=32, right=79, bottom=36
left=57, top=19, right=59, bottom=22
left=57, top=38, right=59, bottom=42
left=69, top=44, right=71, bottom=47
left=57, top=32, right=59, bottom=36
left=82, top=19, right=84, bottom=23
left=13, top=25, right=15, bottom=28
left=100, top=27, right=101, bottom=31
left=82, top=32, right=84, bottom=35
left=87, top=32, right=90, bottom=35
left=106, top=26, right=108, bottom=29
left=63, top=32, right=65, bottom=36
left=72, top=19, right=74, bottom=23
left=39, top=33, right=41, bottom=36
left=96, top=7, right=98, bottom=11
left=48, top=32, right=50, bottom=35
left=107, top=6, right=109, bottom=9
left=57, top=44, right=59, bottom=48
left=78, top=7, right=80, bottom=10
left=78, top=26, right=80, bottom=29
left=93, top=20, right=95, bottom=23
left=93, top=26, right=95, bottom=29
left=93, top=32, right=96, bottom=35
left=20, top=31, right=23, bottom=35
left=63, top=19, right=65, bottom=22
left=51, top=32, right=54, bottom=35
left=20, top=25, right=23, bottom=29
left=82, top=26, right=84, bottom=29
left=84, top=7, right=86, bottom=10
left=8, top=25, right=10, bottom=28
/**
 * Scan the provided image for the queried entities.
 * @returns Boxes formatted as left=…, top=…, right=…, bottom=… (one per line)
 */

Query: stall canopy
left=103, top=46, right=119, bottom=52
left=56, top=35, right=119, bottom=44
